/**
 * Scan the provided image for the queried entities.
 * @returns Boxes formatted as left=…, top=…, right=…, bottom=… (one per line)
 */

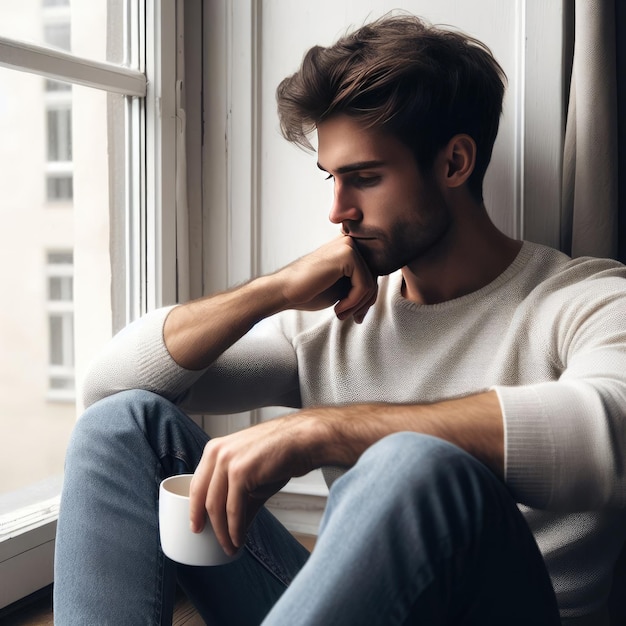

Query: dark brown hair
left=276, top=14, right=506, bottom=201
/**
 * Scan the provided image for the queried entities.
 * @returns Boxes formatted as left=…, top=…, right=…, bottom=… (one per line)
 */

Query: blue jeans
left=54, top=390, right=560, bottom=625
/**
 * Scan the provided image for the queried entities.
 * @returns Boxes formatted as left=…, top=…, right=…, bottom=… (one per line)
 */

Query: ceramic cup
left=158, top=474, right=241, bottom=566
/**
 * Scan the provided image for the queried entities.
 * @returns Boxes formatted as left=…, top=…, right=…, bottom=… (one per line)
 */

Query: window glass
left=46, top=174, right=74, bottom=201
left=0, top=63, right=123, bottom=495
left=0, top=0, right=125, bottom=66
left=47, top=251, right=75, bottom=396
left=44, top=21, right=71, bottom=51
left=0, top=0, right=139, bottom=608
left=47, top=107, right=73, bottom=161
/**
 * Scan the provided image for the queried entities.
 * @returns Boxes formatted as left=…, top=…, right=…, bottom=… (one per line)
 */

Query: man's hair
left=276, top=14, right=506, bottom=201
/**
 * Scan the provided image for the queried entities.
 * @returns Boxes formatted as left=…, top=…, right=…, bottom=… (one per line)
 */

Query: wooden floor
left=0, top=533, right=316, bottom=625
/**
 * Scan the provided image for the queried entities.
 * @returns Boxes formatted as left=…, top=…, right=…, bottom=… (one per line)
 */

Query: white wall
left=203, top=0, right=565, bottom=280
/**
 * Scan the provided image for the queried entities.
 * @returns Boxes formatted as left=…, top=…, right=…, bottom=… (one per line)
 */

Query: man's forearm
left=308, top=390, right=504, bottom=478
left=163, top=237, right=379, bottom=371
left=163, top=275, right=286, bottom=371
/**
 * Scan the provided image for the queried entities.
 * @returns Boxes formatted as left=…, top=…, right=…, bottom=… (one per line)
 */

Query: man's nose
left=328, top=185, right=362, bottom=224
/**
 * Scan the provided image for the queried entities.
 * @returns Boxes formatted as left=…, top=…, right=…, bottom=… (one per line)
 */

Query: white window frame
left=0, top=0, right=180, bottom=608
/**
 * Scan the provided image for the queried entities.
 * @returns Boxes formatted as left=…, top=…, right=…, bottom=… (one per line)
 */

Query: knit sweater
left=84, top=241, right=626, bottom=620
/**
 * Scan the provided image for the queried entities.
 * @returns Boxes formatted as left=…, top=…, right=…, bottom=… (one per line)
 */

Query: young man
left=54, top=15, right=626, bottom=625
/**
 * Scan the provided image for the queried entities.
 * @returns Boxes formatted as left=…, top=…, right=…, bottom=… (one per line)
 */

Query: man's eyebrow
left=316, top=160, right=386, bottom=174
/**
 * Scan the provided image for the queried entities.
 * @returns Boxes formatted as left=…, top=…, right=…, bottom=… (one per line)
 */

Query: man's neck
left=400, top=209, right=522, bottom=305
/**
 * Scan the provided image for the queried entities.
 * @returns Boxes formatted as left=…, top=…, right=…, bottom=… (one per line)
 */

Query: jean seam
left=153, top=461, right=166, bottom=626
left=244, top=533, right=293, bottom=588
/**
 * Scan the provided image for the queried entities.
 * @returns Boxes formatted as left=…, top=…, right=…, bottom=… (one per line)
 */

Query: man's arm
left=190, top=390, right=503, bottom=555
left=163, top=236, right=378, bottom=370
left=82, top=236, right=377, bottom=408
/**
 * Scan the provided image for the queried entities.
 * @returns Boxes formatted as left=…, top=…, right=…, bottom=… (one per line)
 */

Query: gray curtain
left=562, top=0, right=619, bottom=260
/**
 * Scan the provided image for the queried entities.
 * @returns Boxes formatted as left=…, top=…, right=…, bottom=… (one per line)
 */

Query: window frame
left=0, top=0, right=180, bottom=608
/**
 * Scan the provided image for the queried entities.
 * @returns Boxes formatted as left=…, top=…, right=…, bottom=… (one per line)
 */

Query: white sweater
left=84, top=241, right=626, bottom=620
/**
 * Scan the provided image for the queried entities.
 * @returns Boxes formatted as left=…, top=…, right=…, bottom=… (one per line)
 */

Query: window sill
left=0, top=476, right=62, bottom=609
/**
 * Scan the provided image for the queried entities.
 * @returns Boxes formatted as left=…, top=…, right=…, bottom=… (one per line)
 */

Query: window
left=43, top=2, right=73, bottom=203
left=0, top=0, right=179, bottom=609
left=47, top=251, right=75, bottom=399
left=46, top=106, right=72, bottom=161
left=45, top=93, right=73, bottom=201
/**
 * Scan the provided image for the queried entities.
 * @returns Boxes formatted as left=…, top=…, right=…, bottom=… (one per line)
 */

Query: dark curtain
left=610, top=8, right=626, bottom=624
left=617, top=0, right=626, bottom=264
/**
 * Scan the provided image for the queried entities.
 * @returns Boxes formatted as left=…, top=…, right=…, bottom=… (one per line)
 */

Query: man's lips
left=343, top=231, right=376, bottom=241
left=349, top=235, right=376, bottom=241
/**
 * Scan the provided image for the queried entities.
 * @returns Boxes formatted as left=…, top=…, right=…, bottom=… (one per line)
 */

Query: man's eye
left=352, top=175, right=380, bottom=187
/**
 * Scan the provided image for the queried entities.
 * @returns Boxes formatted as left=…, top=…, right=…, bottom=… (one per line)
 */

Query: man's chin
left=362, top=255, right=403, bottom=277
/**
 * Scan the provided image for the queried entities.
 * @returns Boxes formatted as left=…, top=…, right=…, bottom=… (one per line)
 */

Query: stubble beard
left=354, top=209, right=453, bottom=276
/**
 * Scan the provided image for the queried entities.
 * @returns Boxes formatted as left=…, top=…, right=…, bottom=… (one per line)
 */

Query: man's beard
left=352, top=208, right=452, bottom=276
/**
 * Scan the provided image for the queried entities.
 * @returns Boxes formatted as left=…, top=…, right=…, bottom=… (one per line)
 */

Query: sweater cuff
left=493, top=385, right=557, bottom=508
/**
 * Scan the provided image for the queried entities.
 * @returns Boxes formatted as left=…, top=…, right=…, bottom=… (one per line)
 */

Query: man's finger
left=205, top=466, right=236, bottom=555
left=189, top=445, right=215, bottom=533
left=335, top=271, right=377, bottom=320
left=225, top=476, right=249, bottom=551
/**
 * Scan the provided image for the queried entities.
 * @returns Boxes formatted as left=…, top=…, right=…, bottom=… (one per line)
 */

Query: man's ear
left=439, top=134, right=476, bottom=189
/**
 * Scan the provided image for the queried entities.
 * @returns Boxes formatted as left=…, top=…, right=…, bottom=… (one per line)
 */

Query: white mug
left=159, top=474, right=242, bottom=566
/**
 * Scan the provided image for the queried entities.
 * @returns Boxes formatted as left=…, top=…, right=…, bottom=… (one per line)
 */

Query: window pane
left=47, top=175, right=74, bottom=201
left=49, top=276, right=74, bottom=301
left=46, top=79, right=72, bottom=92
left=47, top=108, right=73, bottom=161
left=0, top=64, right=125, bottom=496
left=49, top=315, right=66, bottom=365
left=0, top=0, right=126, bottom=65
left=48, top=251, right=73, bottom=265
left=44, top=22, right=71, bottom=51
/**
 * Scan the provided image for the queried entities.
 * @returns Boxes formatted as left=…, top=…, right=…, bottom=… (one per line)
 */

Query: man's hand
left=274, top=235, right=378, bottom=323
left=188, top=413, right=325, bottom=555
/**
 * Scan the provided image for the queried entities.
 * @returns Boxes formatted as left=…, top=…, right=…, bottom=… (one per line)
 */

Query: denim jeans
left=54, top=390, right=560, bottom=625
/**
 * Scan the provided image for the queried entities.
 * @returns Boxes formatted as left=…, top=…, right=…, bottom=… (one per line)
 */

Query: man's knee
left=332, top=432, right=507, bottom=527
left=79, top=389, right=173, bottom=428
left=68, top=390, right=173, bottom=457
left=358, top=432, right=483, bottom=484
left=83, top=389, right=170, bottom=416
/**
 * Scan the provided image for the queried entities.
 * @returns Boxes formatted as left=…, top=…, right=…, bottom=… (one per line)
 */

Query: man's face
left=316, top=115, right=451, bottom=276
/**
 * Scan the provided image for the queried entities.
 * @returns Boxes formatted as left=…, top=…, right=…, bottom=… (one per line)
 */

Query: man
left=54, top=14, right=626, bottom=625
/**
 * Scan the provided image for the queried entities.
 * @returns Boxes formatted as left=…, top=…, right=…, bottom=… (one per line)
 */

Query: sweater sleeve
left=495, top=275, right=626, bottom=512
left=82, top=305, right=301, bottom=414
